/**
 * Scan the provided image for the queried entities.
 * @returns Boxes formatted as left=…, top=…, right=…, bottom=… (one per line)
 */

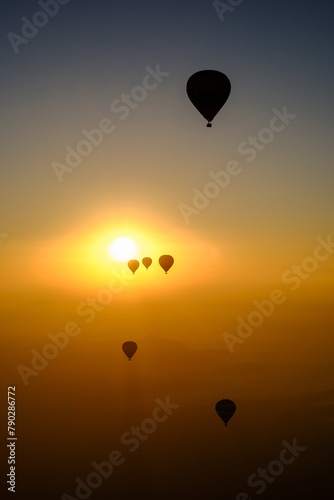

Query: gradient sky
left=1, top=1, right=334, bottom=499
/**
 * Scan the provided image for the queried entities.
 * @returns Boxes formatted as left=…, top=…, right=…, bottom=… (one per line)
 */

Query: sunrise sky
left=1, top=1, right=334, bottom=499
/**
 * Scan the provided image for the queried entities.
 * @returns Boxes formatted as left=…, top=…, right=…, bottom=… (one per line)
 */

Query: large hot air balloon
left=128, top=259, right=139, bottom=274
left=159, top=255, right=174, bottom=274
left=122, top=341, right=137, bottom=361
left=186, top=70, right=231, bottom=127
left=215, top=399, right=236, bottom=426
left=142, top=257, right=152, bottom=270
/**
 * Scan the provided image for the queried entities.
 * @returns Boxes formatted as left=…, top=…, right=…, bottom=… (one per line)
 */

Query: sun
left=108, top=237, right=138, bottom=262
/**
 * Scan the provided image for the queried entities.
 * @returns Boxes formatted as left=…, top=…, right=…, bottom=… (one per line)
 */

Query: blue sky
left=1, top=0, right=333, bottom=241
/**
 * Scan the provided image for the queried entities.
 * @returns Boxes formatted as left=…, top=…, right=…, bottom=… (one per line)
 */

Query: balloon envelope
left=215, top=399, right=236, bottom=426
left=142, top=257, right=152, bottom=270
left=122, top=341, right=137, bottom=360
left=159, top=255, right=174, bottom=274
left=128, top=259, right=139, bottom=274
left=186, top=70, right=231, bottom=126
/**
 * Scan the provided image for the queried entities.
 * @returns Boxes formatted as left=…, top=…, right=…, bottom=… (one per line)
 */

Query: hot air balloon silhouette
left=142, top=257, right=152, bottom=270
left=128, top=259, right=139, bottom=274
left=215, top=399, right=236, bottom=426
left=122, top=341, right=137, bottom=361
left=159, top=255, right=174, bottom=274
left=186, top=70, right=231, bottom=127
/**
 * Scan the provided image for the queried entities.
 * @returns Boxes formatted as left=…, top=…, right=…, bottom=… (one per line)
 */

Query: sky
left=1, top=1, right=334, bottom=499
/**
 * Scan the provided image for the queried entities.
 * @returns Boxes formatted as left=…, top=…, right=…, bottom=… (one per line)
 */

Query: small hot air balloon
left=159, top=255, right=174, bottom=274
left=142, top=257, right=152, bottom=270
left=186, top=70, right=231, bottom=127
left=215, top=399, right=236, bottom=426
left=128, top=259, right=139, bottom=274
left=122, top=341, right=137, bottom=361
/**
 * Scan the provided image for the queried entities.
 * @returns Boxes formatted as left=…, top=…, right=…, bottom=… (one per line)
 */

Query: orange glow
left=24, top=209, right=222, bottom=295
